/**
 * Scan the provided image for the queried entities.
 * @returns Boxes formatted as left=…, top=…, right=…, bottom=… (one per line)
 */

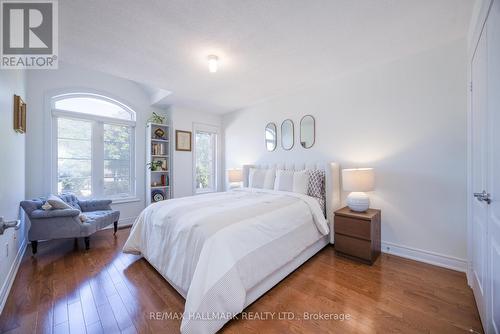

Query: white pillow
left=47, top=195, right=73, bottom=210
left=274, top=170, right=294, bottom=192
left=249, top=168, right=265, bottom=188
left=249, top=168, right=276, bottom=189
left=274, top=170, right=310, bottom=194
left=263, top=168, right=276, bottom=189
left=293, top=170, right=309, bottom=195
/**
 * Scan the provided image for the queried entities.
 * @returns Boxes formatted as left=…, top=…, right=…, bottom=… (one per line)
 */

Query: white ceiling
left=60, top=0, right=475, bottom=114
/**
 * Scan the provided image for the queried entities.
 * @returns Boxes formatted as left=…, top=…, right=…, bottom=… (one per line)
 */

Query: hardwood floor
left=0, top=227, right=482, bottom=334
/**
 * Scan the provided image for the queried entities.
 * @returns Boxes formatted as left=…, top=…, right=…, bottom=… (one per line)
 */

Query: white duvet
left=123, top=188, right=328, bottom=333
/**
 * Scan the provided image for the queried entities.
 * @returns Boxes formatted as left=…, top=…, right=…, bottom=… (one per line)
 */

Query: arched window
left=53, top=93, right=135, bottom=121
left=51, top=93, right=136, bottom=199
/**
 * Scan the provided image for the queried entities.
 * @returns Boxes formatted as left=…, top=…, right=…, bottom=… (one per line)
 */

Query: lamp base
left=346, top=192, right=370, bottom=212
left=228, top=182, right=242, bottom=190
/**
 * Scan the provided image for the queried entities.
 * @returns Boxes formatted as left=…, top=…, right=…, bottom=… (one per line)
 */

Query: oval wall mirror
left=281, top=119, right=294, bottom=150
left=265, top=122, right=277, bottom=151
left=300, top=115, right=315, bottom=149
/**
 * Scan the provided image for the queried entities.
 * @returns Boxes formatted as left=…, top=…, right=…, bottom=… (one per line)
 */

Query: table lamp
left=227, top=169, right=243, bottom=189
left=342, top=168, right=375, bottom=212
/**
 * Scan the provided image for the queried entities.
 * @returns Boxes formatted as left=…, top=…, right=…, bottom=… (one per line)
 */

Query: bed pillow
left=307, top=169, right=326, bottom=216
left=47, top=195, right=73, bottom=210
left=292, top=170, right=309, bottom=195
left=274, top=169, right=309, bottom=194
left=274, top=170, right=294, bottom=191
left=249, top=168, right=264, bottom=188
left=263, top=168, right=276, bottom=189
left=249, top=168, right=276, bottom=189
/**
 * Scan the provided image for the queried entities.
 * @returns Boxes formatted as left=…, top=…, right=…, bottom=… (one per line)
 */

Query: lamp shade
left=227, top=169, right=243, bottom=183
left=342, top=168, right=375, bottom=192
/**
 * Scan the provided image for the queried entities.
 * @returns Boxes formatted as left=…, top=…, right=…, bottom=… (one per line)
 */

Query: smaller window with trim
left=194, top=125, right=218, bottom=194
left=52, top=93, right=136, bottom=200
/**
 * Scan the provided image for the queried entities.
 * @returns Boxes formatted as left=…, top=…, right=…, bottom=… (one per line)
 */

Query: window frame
left=50, top=93, right=137, bottom=201
left=55, top=116, right=94, bottom=198
left=193, top=123, right=219, bottom=194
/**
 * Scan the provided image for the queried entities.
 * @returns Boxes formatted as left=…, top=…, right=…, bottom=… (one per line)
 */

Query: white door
left=486, top=1, right=500, bottom=332
left=471, top=20, right=489, bottom=327
left=471, top=1, right=500, bottom=332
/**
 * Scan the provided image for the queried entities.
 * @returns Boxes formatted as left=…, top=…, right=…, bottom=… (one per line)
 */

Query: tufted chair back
left=20, top=199, right=44, bottom=216
left=58, top=193, right=82, bottom=211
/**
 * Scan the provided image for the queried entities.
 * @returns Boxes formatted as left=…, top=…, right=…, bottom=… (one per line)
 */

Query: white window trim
left=50, top=93, right=137, bottom=201
left=192, top=123, right=220, bottom=194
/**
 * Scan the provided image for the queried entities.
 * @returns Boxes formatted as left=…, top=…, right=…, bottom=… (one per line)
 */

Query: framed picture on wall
left=13, top=95, right=26, bottom=134
left=176, top=130, right=192, bottom=151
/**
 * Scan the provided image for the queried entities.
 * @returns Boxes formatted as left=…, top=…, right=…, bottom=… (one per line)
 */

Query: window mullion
left=213, top=133, right=217, bottom=191
left=93, top=122, right=105, bottom=198
left=52, top=116, right=59, bottom=194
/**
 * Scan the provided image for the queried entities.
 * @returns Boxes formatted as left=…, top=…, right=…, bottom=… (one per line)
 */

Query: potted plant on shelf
left=147, top=161, right=163, bottom=171
left=148, top=112, right=166, bottom=124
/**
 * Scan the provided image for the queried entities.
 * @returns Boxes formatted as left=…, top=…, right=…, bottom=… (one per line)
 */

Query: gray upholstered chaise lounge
left=20, top=194, right=120, bottom=254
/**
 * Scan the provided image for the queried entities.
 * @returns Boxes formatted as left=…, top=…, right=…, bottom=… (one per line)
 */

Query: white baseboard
left=381, top=241, right=467, bottom=272
left=117, top=216, right=136, bottom=227
left=102, top=216, right=136, bottom=230
left=0, top=239, right=27, bottom=315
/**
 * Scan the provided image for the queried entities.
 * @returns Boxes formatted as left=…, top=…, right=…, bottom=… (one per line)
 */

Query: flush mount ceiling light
left=207, top=55, right=219, bottom=73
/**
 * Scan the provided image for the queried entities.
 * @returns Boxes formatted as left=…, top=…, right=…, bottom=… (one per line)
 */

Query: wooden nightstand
left=334, top=206, right=381, bottom=264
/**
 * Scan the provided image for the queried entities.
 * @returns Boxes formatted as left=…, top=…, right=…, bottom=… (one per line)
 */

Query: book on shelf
left=151, top=143, right=166, bottom=155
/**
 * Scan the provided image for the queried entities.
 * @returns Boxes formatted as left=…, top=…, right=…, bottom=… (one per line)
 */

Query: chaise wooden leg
left=114, top=221, right=118, bottom=235
left=31, top=240, right=38, bottom=255
left=84, top=237, right=90, bottom=250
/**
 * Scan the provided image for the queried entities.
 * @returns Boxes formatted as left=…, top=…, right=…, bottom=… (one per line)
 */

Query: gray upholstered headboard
left=242, top=162, right=341, bottom=243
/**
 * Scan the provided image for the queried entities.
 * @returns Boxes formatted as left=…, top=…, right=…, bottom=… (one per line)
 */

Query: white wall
left=168, top=106, right=222, bottom=198
left=25, top=62, right=162, bottom=226
left=223, top=39, right=468, bottom=263
left=0, top=70, right=27, bottom=312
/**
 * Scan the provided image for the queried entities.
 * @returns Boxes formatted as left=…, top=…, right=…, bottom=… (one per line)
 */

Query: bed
left=123, top=162, right=341, bottom=333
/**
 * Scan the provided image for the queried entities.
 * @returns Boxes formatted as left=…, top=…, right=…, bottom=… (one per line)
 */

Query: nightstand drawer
left=335, top=216, right=371, bottom=240
left=334, top=234, right=371, bottom=260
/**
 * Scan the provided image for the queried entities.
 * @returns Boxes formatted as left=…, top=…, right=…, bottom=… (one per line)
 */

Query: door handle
left=0, top=217, right=21, bottom=235
left=474, top=191, right=491, bottom=204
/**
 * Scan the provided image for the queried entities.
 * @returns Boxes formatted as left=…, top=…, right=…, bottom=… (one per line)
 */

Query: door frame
left=467, top=1, right=496, bottom=333
left=467, top=0, right=493, bottom=288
